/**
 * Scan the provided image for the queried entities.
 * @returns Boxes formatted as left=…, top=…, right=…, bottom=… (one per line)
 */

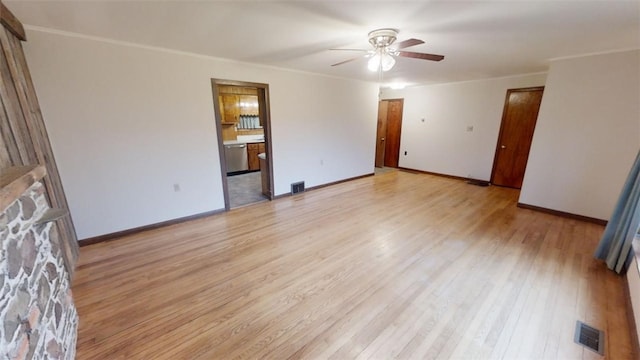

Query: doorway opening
left=211, top=80, right=274, bottom=209
left=491, top=87, right=544, bottom=189
left=375, top=98, right=404, bottom=171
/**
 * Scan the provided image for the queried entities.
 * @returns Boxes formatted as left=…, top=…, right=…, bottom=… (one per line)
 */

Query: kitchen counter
left=237, top=135, right=264, bottom=144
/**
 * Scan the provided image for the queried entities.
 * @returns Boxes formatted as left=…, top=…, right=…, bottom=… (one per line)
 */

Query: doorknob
left=381, top=138, right=385, bottom=141
left=501, top=145, right=506, bottom=149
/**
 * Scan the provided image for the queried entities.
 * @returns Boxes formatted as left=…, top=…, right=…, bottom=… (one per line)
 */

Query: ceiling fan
left=331, top=28, right=444, bottom=72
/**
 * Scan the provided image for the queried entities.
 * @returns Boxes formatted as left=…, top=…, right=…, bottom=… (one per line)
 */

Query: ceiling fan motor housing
left=368, top=28, right=398, bottom=48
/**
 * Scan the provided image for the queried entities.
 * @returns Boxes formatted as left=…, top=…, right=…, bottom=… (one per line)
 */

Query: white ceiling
left=5, top=1, right=640, bottom=86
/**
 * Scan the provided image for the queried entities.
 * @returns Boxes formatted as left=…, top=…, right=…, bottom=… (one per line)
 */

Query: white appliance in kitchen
left=224, top=143, right=248, bottom=174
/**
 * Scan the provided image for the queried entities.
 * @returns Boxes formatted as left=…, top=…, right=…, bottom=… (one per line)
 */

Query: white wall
left=520, top=50, right=640, bottom=220
left=381, top=73, right=546, bottom=180
left=23, top=29, right=379, bottom=240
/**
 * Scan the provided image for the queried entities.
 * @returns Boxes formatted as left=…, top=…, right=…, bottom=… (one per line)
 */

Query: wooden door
left=374, top=101, right=388, bottom=167
left=374, top=99, right=404, bottom=168
left=491, top=87, right=544, bottom=188
left=384, top=99, right=404, bottom=168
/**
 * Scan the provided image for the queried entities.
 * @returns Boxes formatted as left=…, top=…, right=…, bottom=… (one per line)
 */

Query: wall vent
left=291, top=181, right=305, bottom=194
left=574, top=320, right=604, bottom=355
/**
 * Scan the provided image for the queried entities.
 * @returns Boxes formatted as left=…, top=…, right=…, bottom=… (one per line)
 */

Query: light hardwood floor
left=73, top=171, right=635, bottom=359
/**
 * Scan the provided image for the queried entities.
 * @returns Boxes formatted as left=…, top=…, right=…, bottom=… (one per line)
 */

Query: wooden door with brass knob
left=375, top=99, right=404, bottom=168
left=491, top=87, right=544, bottom=188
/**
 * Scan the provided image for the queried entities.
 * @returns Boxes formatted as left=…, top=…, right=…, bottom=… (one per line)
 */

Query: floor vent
left=291, top=181, right=305, bottom=194
left=574, top=320, right=604, bottom=355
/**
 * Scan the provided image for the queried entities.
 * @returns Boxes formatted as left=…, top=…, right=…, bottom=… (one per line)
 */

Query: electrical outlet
left=173, top=183, right=181, bottom=192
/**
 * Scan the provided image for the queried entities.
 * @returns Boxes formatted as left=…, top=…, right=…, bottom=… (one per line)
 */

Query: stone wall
left=0, top=181, right=78, bottom=359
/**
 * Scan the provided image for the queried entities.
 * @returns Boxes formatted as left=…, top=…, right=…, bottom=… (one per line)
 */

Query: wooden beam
left=0, top=9, right=79, bottom=273
left=0, top=165, right=45, bottom=211
left=0, top=2, right=26, bottom=41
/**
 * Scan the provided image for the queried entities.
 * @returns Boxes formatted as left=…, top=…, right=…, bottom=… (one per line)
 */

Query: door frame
left=211, top=79, right=274, bottom=210
left=490, top=86, right=544, bottom=188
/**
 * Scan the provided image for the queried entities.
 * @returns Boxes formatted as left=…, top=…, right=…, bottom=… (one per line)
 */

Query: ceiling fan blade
left=397, top=51, right=444, bottom=61
left=331, top=56, right=364, bottom=66
left=394, top=38, right=424, bottom=49
left=329, top=48, right=369, bottom=52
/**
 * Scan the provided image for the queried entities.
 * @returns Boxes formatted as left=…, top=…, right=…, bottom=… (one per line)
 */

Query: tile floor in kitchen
left=227, top=171, right=269, bottom=208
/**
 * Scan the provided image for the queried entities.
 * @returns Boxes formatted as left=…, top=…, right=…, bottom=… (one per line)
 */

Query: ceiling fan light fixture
left=367, top=54, right=381, bottom=71
left=330, top=28, right=443, bottom=71
left=368, top=28, right=398, bottom=48
left=368, top=52, right=396, bottom=72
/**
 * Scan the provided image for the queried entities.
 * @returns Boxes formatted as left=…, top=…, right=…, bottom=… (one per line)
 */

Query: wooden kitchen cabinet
left=219, top=94, right=240, bottom=123
left=218, top=86, right=262, bottom=142
left=239, top=95, right=259, bottom=116
left=218, top=87, right=258, bottom=124
left=247, top=142, right=266, bottom=171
